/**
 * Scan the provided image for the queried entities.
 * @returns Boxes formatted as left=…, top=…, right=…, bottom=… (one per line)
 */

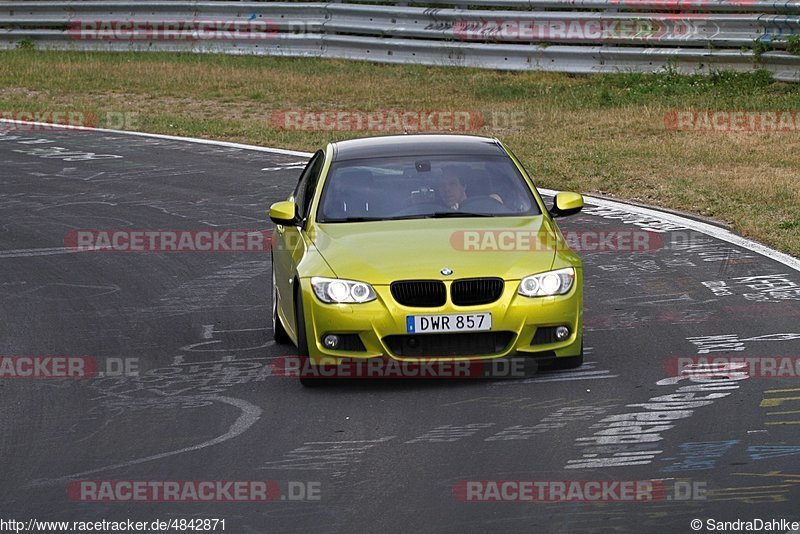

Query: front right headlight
left=518, top=267, right=575, bottom=297
left=311, top=277, right=377, bottom=304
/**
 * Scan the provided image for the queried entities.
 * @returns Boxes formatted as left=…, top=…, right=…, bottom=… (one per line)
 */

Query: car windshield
left=316, top=155, right=541, bottom=222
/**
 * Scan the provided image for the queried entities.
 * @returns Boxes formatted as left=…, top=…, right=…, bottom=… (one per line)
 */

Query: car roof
left=330, top=134, right=506, bottom=162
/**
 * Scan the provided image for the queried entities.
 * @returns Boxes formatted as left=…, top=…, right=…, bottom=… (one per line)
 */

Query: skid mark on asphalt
left=259, top=437, right=396, bottom=478
left=492, top=349, right=618, bottom=385
left=512, top=363, right=618, bottom=383
left=0, top=283, right=120, bottom=301
left=33, top=201, right=118, bottom=212
left=26, top=395, right=262, bottom=488
left=23, top=325, right=276, bottom=487
left=0, top=246, right=92, bottom=258
left=441, top=396, right=623, bottom=412
left=141, top=260, right=266, bottom=316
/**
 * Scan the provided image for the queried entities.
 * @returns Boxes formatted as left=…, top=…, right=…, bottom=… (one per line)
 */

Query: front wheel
left=295, top=285, right=326, bottom=387
left=271, top=262, right=291, bottom=344
left=551, top=342, right=583, bottom=370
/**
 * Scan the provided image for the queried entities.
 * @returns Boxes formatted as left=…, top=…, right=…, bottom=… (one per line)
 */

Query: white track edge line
left=539, top=187, right=800, bottom=273
left=0, top=119, right=311, bottom=157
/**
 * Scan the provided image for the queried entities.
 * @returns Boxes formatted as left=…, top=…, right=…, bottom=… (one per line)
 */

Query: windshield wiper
left=382, top=212, right=495, bottom=221
left=428, top=211, right=494, bottom=218
left=322, top=216, right=385, bottom=223
left=324, top=212, right=495, bottom=223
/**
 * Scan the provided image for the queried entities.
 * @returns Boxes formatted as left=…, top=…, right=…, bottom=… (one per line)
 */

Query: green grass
left=1, top=49, right=798, bottom=256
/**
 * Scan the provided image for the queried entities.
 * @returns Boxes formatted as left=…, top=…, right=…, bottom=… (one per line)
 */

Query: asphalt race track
left=1, top=124, right=800, bottom=533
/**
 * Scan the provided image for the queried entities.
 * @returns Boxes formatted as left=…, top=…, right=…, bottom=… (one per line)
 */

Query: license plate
left=406, top=313, right=491, bottom=333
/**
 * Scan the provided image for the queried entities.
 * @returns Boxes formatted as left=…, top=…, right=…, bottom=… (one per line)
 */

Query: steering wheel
left=459, top=195, right=506, bottom=213
left=394, top=200, right=449, bottom=217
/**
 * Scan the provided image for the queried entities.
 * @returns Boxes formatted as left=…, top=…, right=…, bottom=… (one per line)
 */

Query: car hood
left=309, top=217, right=559, bottom=285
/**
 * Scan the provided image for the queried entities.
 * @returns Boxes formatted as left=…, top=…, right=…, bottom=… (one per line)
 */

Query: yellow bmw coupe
left=269, top=134, right=584, bottom=385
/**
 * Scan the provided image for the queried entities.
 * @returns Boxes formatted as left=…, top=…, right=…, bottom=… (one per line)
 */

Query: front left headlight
left=311, top=277, right=377, bottom=304
left=518, top=267, right=575, bottom=297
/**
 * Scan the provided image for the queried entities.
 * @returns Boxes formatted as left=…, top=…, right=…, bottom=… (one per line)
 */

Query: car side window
left=293, top=151, right=324, bottom=223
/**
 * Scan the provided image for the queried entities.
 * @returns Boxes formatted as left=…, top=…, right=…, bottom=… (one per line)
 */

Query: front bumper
left=298, top=273, right=583, bottom=365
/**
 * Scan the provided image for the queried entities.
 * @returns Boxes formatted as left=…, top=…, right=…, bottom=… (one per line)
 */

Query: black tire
left=271, top=263, right=291, bottom=344
left=295, top=285, right=325, bottom=387
left=551, top=342, right=584, bottom=370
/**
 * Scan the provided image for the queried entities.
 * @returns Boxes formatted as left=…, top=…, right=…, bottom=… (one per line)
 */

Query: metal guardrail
left=371, top=0, right=800, bottom=13
left=0, top=1, right=798, bottom=80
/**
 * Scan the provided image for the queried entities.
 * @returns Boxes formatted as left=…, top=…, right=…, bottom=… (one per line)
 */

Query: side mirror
left=269, top=201, right=298, bottom=225
left=550, top=192, right=584, bottom=218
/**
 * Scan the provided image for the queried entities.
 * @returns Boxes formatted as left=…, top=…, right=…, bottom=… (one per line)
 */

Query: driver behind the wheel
left=437, top=166, right=468, bottom=210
